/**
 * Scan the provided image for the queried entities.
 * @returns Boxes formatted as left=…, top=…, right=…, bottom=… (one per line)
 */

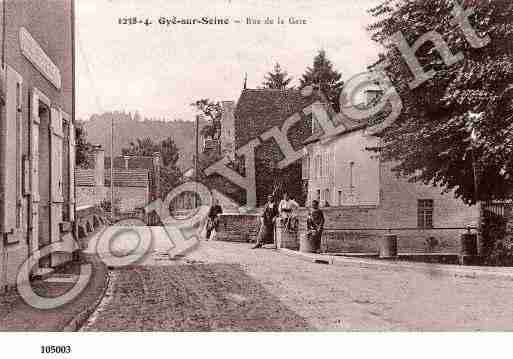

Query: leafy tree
left=300, top=50, right=344, bottom=112
left=190, top=99, right=222, bottom=140
left=367, top=0, right=513, bottom=204
left=75, top=121, right=94, bottom=169
left=122, top=136, right=183, bottom=197
left=262, top=63, right=293, bottom=90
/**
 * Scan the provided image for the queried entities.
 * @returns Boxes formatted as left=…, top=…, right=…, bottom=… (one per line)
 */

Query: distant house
left=105, top=153, right=161, bottom=202
left=105, top=170, right=150, bottom=214
left=301, top=91, right=479, bottom=254
left=76, top=148, right=151, bottom=214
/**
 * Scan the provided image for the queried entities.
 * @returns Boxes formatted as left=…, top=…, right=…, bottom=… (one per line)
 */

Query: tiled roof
left=76, top=168, right=149, bottom=188
left=75, top=169, right=95, bottom=187
left=104, top=156, right=154, bottom=170
left=233, top=88, right=323, bottom=148
left=105, top=169, right=149, bottom=188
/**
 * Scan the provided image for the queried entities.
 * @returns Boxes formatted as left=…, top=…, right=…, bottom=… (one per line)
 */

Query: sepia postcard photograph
left=0, top=0, right=513, bottom=357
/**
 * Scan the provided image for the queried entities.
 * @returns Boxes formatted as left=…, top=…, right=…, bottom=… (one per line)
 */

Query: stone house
left=0, top=0, right=76, bottom=289
left=301, top=93, right=479, bottom=254
left=202, top=88, right=326, bottom=208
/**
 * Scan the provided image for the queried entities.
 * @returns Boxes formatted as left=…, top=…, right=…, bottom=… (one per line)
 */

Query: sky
left=76, top=0, right=383, bottom=121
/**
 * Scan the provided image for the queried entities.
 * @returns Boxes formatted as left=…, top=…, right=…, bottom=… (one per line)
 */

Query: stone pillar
left=220, top=101, right=236, bottom=161
left=276, top=218, right=299, bottom=250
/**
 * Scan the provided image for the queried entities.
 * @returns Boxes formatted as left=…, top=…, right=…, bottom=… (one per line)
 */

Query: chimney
left=220, top=101, right=236, bottom=160
left=91, top=145, right=105, bottom=187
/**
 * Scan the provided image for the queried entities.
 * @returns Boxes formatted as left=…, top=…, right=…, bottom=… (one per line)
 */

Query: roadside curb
left=278, top=248, right=513, bottom=282
left=62, top=256, right=110, bottom=332
left=63, top=226, right=111, bottom=332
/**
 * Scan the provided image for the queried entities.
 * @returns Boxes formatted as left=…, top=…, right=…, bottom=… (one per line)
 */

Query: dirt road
left=82, top=240, right=513, bottom=331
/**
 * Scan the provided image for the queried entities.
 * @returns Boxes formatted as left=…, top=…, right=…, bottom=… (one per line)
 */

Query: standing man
left=307, top=200, right=325, bottom=253
left=206, top=199, right=223, bottom=240
left=279, top=192, right=299, bottom=231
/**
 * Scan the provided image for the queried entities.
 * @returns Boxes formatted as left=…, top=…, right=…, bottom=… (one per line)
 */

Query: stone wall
left=298, top=205, right=473, bottom=254
left=77, top=186, right=107, bottom=208
left=77, top=185, right=148, bottom=214
left=215, top=214, right=260, bottom=242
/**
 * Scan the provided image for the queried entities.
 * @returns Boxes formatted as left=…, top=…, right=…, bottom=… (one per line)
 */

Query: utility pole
left=110, top=116, right=114, bottom=217
left=194, top=115, right=199, bottom=208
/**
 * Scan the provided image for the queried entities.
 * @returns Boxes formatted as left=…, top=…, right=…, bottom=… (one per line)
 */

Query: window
left=316, top=189, right=321, bottom=202
left=324, top=189, right=330, bottom=205
left=319, top=154, right=323, bottom=178
left=302, top=155, right=309, bottom=180
left=418, top=199, right=434, bottom=228
left=338, top=190, right=342, bottom=206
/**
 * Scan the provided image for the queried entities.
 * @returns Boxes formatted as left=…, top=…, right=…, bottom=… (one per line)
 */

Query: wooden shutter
left=50, top=107, right=63, bottom=203
left=1, top=66, right=23, bottom=239
left=68, top=119, right=75, bottom=220
left=29, top=89, right=40, bottom=255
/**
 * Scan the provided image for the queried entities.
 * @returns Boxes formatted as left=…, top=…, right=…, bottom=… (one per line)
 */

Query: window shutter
left=50, top=107, right=64, bottom=203
left=68, top=120, right=75, bottom=220
left=1, top=66, right=23, bottom=236
left=31, top=89, right=40, bottom=203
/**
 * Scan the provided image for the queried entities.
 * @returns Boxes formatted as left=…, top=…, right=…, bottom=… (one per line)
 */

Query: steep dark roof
left=105, top=170, right=149, bottom=188
left=233, top=88, right=323, bottom=148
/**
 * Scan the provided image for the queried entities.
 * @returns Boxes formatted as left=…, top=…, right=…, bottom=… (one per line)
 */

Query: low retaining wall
left=215, top=214, right=260, bottom=242
left=76, top=205, right=108, bottom=249
left=320, top=229, right=465, bottom=254
left=297, top=207, right=469, bottom=254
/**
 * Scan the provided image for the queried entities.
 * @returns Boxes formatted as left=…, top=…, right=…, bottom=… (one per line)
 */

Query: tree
left=300, top=50, right=344, bottom=112
left=366, top=0, right=513, bottom=204
left=190, top=99, right=222, bottom=139
left=122, top=136, right=183, bottom=197
left=75, top=121, right=94, bottom=169
left=262, top=63, right=293, bottom=90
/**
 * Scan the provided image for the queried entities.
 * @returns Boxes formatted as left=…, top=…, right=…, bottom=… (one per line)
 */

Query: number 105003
left=40, top=345, right=71, bottom=354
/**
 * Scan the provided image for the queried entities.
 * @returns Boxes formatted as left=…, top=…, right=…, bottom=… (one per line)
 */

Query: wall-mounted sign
left=19, top=27, right=62, bottom=90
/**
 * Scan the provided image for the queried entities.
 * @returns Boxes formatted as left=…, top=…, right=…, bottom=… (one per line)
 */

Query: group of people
left=252, top=192, right=324, bottom=250
left=204, top=193, right=325, bottom=251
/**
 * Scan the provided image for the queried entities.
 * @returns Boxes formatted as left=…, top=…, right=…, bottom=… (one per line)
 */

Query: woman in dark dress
left=206, top=199, right=223, bottom=240
left=307, top=200, right=325, bottom=252
left=252, top=195, right=278, bottom=249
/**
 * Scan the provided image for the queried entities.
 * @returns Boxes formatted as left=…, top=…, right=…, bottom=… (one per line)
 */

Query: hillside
left=81, top=111, right=206, bottom=170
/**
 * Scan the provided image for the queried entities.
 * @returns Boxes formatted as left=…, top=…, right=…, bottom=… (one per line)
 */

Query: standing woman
left=307, top=200, right=325, bottom=253
left=252, top=195, right=278, bottom=249
left=206, top=199, right=223, bottom=240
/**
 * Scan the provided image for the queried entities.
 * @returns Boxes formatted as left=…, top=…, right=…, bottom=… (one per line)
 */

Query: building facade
left=302, top=114, right=479, bottom=254
left=0, top=0, right=76, bottom=289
